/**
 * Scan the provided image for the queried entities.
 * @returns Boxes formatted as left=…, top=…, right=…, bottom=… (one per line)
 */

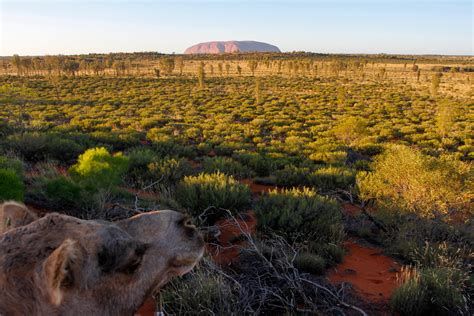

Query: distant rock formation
left=184, top=41, right=281, bottom=54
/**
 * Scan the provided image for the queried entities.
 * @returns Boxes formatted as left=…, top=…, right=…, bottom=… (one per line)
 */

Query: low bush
left=148, top=157, right=193, bottom=186
left=163, top=264, right=238, bottom=314
left=5, top=132, right=85, bottom=163
left=308, top=242, right=346, bottom=265
left=255, top=187, right=344, bottom=243
left=310, top=166, right=355, bottom=192
left=358, top=145, right=471, bottom=218
left=176, top=172, right=251, bottom=218
left=202, top=156, right=254, bottom=179
left=232, top=151, right=276, bottom=177
left=44, top=176, right=84, bottom=209
left=126, top=147, right=159, bottom=184
left=0, top=168, right=24, bottom=201
left=0, top=156, right=24, bottom=177
left=294, top=252, right=326, bottom=275
left=69, top=147, right=129, bottom=192
left=391, top=266, right=470, bottom=316
left=274, top=165, right=310, bottom=186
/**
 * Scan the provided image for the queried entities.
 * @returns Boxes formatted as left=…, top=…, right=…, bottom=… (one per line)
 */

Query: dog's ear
left=1, top=201, right=39, bottom=233
left=43, top=239, right=78, bottom=305
left=98, top=236, right=149, bottom=275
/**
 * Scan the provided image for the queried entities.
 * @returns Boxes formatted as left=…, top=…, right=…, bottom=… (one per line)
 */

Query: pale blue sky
left=1, top=0, right=472, bottom=56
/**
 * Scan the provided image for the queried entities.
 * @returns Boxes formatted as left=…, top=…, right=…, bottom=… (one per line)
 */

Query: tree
left=12, top=54, right=22, bottom=76
left=236, top=65, right=242, bottom=76
left=197, top=62, right=205, bottom=89
left=176, top=57, right=184, bottom=76
left=63, top=60, right=80, bottom=76
left=431, top=72, right=442, bottom=95
left=225, top=63, right=231, bottom=76
left=92, top=61, right=105, bottom=76
left=159, top=57, right=175, bottom=76
left=248, top=60, right=258, bottom=76
left=21, top=58, right=32, bottom=76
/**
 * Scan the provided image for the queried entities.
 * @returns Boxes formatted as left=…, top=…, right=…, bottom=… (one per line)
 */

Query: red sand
left=240, top=179, right=278, bottom=195
left=342, top=202, right=362, bottom=216
left=209, top=210, right=257, bottom=266
left=121, top=187, right=160, bottom=200
left=327, top=239, right=400, bottom=303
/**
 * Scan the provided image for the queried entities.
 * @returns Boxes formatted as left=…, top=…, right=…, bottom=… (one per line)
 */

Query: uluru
left=184, top=41, right=281, bottom=54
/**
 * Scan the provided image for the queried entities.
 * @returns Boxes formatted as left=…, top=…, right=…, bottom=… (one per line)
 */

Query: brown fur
left=0, top=201, right=38, bottom=234
left=0, top=203, right=204, bottom=316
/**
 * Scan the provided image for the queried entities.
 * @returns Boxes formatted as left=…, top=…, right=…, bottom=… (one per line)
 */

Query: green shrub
left=176, top=172, right=251, bottom=217
left=148, top=157, right=193, bottom=185
left=5, top=132, right=85, bottom=163
left=69, top=147, right=129, bottom=192
left=202, top=157, right=254, bottom=179
left=0, top=156, right=24, bottom=177
left=357, top=145, right=471, bottom=218
left=0, top=168, right=24, bottom=201
left=125, top=147, right=159, bottom=184
left=232, top=151, right=276, bottom=177
left=391, top=266, right=469, bottom=316
left=310, top=166, right=355, bottom=192
left=274, top=165, right=311, bottom=186
left=45, top=176, right=83, bottom=208
left=294, top=253, right=326, bottom=275
left=255, top=187, right=344, bottom=243
left=308, top=242, right=346, bottom=265
left=162, top=266, right=239, bottom=314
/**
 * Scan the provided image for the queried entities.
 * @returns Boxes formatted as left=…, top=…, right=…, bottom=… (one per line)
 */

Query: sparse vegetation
left=176, top=172, right=251, bottom=218
left=0, top=52, right=472, bottom=315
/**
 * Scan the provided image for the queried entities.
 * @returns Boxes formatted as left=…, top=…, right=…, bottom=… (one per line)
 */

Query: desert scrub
left=69, top=147, right=129, bottom=192
left=294, top=252, right=326, bottom=275
left=125, top=147, right=160, bottom=184
left=162, top=265, right=239, bottom=314
left=202, top=156, right=254, bottom=179
left=255, top=187, right=344, bottom=243
left=391, top=266, right=470, bottom=316
left=176, top=172, right=251, bottom=218
left=148, top=157, right=193, bottom=186
left=0, top=168, right=24, bottom=201
left=357, top=145, right=472, bottom=218
left=44, top=176, right=84, bottom=209
left=274, top=165, right=311, bottom=187
left=0, top=156, right=24, bottom=177
left=310, top=166, right=356, bottom=192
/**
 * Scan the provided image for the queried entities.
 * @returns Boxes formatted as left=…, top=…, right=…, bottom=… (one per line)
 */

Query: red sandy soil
left=209, top=210, right=257, bottom=266
left=342, top=202, right=362, bottom=216
left=121, top=187, right=160, bottom=201
left=240, top=178, right=278, bottom=195
left=328, top=240, right=401, bottom=303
